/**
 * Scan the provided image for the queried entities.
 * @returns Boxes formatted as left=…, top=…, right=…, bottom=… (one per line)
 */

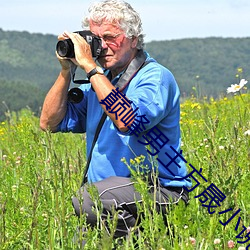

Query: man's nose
left=101, top=38, right=108, bottom=49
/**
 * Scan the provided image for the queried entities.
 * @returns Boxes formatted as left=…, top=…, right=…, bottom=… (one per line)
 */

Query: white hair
left=82, top=0, right=145, bottom=49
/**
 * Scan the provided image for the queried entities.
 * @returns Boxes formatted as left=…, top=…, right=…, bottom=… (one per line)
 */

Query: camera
left=56, top=30, right=102, bottom=58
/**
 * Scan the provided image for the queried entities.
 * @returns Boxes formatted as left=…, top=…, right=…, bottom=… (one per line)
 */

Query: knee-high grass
left=0, top=92, right=249, bottom=249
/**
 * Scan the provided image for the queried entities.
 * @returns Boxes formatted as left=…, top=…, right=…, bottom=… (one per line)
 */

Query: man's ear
left=131, top=36, right=139, bottom=48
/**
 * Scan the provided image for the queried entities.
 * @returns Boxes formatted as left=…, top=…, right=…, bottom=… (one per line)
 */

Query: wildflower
left=191, top=103, right=201, bottom=109
left=228, top=240, right=235, bottom=248
left=135, top=157, right=140, bottom=164
left=42, top=213, right=48, bottom=221
left=189, top=237, right=196, bottom=245
left=237, top=67, right=243, bottom=73
left=244, top=130, right=250, bottom=136
left=214, top=238, right=221, bottom=244
left=247, top=227, right=250, bottom=233
left=227, top=79, right=248, bottom=93
left=20, top=207, right=25, bottom=214
left=219, top=145, right=224, bottom=150
left=238, top=247, right=245, bottom=250
left=12, top=185, right=17, bottom=192
left=130, top=159, right=135, bottom=165
left=120, top=157, right=126, bottom=163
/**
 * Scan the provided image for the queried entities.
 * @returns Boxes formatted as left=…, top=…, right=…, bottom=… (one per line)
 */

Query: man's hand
left=62, top=31, right=96, bottom=73
left=56, top=33, right=79, bottom=71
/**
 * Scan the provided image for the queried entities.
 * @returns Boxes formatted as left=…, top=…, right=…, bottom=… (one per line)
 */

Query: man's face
left=89, top=20, right=138, bottom=73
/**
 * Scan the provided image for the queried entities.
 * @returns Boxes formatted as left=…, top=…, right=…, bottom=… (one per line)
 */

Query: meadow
left=0, top=87, right=249, bottom=249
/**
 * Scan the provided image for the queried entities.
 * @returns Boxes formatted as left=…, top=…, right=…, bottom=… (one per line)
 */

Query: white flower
left=238, top=247, right=246, bottom=250
left=214, top=238, right=221, bottom=244
left=227, top=79, right=248, bottom=93
left=244, top=130, right=250, bottom=136
left=189, top=237, right=196, bottom=245
left=219, top=145, right=224, bottom=150
left=20, top=207, right=25, bottom=214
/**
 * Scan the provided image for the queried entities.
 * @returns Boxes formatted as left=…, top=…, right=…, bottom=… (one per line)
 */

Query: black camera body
left=56, top=30, right=102, bottom=58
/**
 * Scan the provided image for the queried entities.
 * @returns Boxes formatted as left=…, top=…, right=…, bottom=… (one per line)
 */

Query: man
left=40, top=0, right=191, bottom=242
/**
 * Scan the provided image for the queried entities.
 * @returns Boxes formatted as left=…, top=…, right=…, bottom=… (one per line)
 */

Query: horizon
left=1, top=27, right=249, bottom=43
left=0, top=0, right=249, bottom=43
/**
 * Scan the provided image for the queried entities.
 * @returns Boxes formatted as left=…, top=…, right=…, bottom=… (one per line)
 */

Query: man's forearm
left=40, top=70, right=71, bottom=132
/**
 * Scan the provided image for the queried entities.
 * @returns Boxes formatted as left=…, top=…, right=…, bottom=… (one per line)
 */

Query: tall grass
left=0, top=92, right=249, bottom=249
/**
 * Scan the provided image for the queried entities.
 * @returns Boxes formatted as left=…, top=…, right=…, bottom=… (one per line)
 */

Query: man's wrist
left=60, top=68, right=71, bottom=79
left=87, top=66, right=104, bottom=80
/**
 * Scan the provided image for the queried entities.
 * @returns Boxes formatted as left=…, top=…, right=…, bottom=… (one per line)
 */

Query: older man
left=40, top=0, right=191, bottom=241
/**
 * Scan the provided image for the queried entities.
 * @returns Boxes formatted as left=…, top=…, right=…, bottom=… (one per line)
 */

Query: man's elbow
left=39, top=120, right=49, bottom=131
left=39, top=119, right=57, bottom=133
left=116, top=121, right=130, bottom=133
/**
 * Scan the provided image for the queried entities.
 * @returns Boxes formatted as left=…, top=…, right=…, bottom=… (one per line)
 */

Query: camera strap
left=81, top=50, right=149, bottom=185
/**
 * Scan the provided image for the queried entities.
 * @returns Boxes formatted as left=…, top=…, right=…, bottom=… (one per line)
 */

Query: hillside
left=0, top=28, right=249, bottom=120
left=146, top=37, right=250, bottom=97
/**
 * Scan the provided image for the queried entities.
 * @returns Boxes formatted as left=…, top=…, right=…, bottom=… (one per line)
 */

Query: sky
left=1, top=0, right=250, bottom=42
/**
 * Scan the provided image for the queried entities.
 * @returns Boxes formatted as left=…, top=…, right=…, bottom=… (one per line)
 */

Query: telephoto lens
left=56, top=39, right=75, bottom=58
left=56, top=31, right=102, bottom=59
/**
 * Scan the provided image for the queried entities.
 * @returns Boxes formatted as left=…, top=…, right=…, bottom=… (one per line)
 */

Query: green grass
left=0, top=92, right=249, bottom=249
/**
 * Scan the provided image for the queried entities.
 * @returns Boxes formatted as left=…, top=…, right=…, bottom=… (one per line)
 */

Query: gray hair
left=82, top=0, right=145, bottom=49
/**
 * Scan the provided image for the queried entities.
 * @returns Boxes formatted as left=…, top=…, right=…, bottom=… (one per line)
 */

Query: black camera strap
left=81, top=50, right=149, bottom=186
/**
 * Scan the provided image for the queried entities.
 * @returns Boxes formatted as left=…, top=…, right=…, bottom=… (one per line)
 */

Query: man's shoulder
left=140, top=57, right=176, bottom=82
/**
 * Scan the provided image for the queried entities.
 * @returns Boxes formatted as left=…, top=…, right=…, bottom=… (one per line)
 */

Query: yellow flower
left=135, top=157, right=141, bottom=164
left=130, top=159, right=135, bottom=165
left=237, top=67, right=243, bottom=73
left=191, top=103, right=201, bottom=109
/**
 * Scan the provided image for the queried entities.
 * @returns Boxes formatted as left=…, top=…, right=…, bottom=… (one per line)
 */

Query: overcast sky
left=1, top=0, right=250, bottom=42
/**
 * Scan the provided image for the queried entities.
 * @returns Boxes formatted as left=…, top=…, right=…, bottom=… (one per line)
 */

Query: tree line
left=0, top=28, right=249, bottom=120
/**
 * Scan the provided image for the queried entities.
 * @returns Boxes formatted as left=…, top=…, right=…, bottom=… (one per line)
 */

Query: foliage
left=0, top=91, right=249, bottom=249
left=0, top=79, right=46, bottom=121
left=0, top=28, right=60, bottom=90
left=145, top=37, right=250, bottom=98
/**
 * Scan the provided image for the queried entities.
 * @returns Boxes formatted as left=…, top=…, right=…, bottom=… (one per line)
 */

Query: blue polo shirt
left=57, top=52, right=192, bottom=188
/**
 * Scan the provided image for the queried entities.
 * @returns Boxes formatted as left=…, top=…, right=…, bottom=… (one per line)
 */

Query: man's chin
left=98, top=59, right=113, bottom=69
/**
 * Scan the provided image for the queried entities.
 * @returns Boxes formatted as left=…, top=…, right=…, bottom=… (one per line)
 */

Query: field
left=0, top=89, right=249, bottom=249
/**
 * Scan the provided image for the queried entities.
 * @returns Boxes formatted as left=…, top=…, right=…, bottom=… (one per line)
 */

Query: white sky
left=1, top=0, right=250, bottom=42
